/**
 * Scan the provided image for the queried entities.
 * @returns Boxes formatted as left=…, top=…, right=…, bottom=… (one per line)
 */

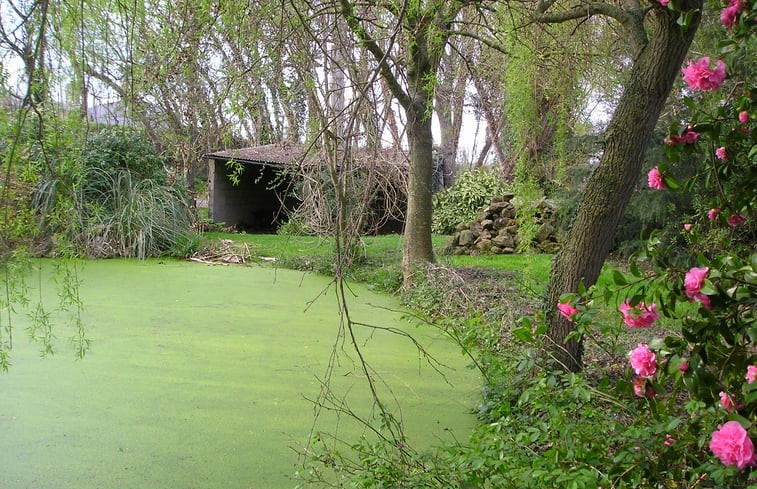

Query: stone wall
left=443, top=193, right=562, bottom=255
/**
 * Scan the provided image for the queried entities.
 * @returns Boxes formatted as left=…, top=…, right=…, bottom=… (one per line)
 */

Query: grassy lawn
left=203, top=232, right=555, bottom=286
left=1, top=259, right=478, bottom=489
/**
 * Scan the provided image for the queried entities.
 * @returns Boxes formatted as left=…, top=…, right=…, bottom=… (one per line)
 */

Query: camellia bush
left=558, top=1, right=756, bottom=485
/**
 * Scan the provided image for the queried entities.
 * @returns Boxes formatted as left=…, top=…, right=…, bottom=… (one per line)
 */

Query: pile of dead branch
left=409, top=263, right=536, bottom=325
left=291, top=147, right=408, bottom=236
left=188, top=239, right=253, bottom=265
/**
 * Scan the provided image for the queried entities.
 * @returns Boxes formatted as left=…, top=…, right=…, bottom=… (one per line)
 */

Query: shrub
left=432, top=168, right=509, bottom=234
left=80, top=126, right=166, bottom=195
left=277, top=214, right=313, bottom=237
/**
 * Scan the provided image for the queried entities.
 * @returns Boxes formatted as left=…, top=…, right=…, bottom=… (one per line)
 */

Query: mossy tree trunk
left=536, top=2, right=703, bottom=371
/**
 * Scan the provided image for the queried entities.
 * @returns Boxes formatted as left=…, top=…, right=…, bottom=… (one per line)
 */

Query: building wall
left=208, top=159, right=293, bottom=231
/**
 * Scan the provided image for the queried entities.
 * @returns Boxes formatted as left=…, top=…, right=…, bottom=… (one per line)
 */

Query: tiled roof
left=205, top=144, right=409, bottom=167
left=205, top=144, right=304, bottom=165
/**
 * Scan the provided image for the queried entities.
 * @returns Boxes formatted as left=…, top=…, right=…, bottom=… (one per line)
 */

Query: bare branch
left=336, top=0, right=412, bottom=110
left=535, top=1, right=634, bottom=26
left=451, top=28, right=510, bottom=55
left=532, top=2, right=647, bottom=53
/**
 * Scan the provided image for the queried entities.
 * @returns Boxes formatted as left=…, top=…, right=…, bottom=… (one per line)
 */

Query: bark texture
left=402, top=110, right=436, bottom=286
left=543, top=4, right=702, bottom=371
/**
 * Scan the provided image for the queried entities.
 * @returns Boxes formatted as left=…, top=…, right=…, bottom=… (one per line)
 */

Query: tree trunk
left=402, top=108, right=436, bottom=289
left=545, top=6, right=701, bottom=371
left=471, top=67, right=507, bottom=172
left=435, top=46, right=467, bottom=187
left=437, top=110, right=460, bottom=187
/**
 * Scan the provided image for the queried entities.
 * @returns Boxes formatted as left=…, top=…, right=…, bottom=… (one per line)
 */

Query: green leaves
left=432, top=169, right=510, bottom=234
left=612, top=269, right=628, bottom=286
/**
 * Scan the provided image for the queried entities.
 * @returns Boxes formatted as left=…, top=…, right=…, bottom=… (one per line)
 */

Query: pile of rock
left=444, top=193, right=562, bottom=255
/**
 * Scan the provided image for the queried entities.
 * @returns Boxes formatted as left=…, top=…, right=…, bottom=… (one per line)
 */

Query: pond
left=0, top=259, right=479, bottom=488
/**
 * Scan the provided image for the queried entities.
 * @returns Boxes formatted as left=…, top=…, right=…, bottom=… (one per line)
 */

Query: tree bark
left=471, top=73, right=507, bottom=172
left=402, top=106, right=436, bottom=287
left=436, top=45, right=468, bottom=187
left=543, top=4, right=701, bottom=371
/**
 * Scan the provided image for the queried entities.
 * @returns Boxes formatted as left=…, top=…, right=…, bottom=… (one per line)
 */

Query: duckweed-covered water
left=0, top=259, right=478, bottom=488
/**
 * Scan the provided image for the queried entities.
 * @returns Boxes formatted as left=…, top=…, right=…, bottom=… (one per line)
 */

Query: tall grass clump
left=32, top=126, right=196, bottom=258
left=86, top=170, right=195, bottom=258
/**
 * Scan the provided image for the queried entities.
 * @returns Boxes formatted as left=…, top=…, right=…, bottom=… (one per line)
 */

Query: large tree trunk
left=545, top=6, right=701, bottom=371
left=402, top=107, right=436, bottom=288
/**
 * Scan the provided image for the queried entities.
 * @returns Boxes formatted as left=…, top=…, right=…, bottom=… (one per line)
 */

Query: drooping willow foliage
left=0, top=0, right=197, bottom=368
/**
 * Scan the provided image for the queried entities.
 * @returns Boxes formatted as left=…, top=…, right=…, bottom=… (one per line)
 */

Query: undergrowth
left=297, top=260, right=730, bottom=488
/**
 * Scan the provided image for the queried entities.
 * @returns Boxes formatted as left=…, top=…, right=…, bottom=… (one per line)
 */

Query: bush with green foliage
left=432, top=168, right=509, bottom=234
left=277, top=214, right=314, bottom=237
left=612, top=138, right=703, bottom=256
left=550, top=141, right=703, bottom=258
left=80, top=126, right=167, bottom=194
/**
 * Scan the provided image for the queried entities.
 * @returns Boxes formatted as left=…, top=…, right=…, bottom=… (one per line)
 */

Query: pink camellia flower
left=632, top=376, right=655, bottom=398
left=630, top=344, right=657, bottom=379
left=684, top=266, right=709, bottom=298
left=719, top=391, right=734, bottom=412
left=685, top=267, right=712, bottom=308
left=619, top=301, right=659, bottom=328
left=721, top=3, right=742, bottom=28
left=665, top=126, right=700, bottom=145
left=633, top=376, right=646, bottom=397
left=728, top=214, right=746, bottom=227
left=746, top=365, right=757, bottom=384
left=679, top=361, right=689, bottom=372
left=721, top=7, right=739, bottom=27
left=740, top=111, right=750, bottom=124
left=557, top=301, right=579, bottom=322
left=721, top=0, right=743, bottom=28
left=647, top=166, right=666, bottom=190
left=679, top=128, right=700, bottom=144
left=710, top=421, right=757, bottom=469
left=681, top=57, right=728, bottom=92
left=708, top=207, right=721, bottom=220
left=678, top=127, right=699, bottom=144
left=716, top=146, right=728, bottom=161
left=684, top=223, right=693, bottom=232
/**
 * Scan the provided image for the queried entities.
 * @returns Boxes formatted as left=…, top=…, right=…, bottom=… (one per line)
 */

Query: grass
left=202, top=232, right=555, bottom=291
left=1, top=259, right=478, bottom=489
left=203, top=231, right=337, bottom=258
left=201, top=232, right=445, bottom=264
